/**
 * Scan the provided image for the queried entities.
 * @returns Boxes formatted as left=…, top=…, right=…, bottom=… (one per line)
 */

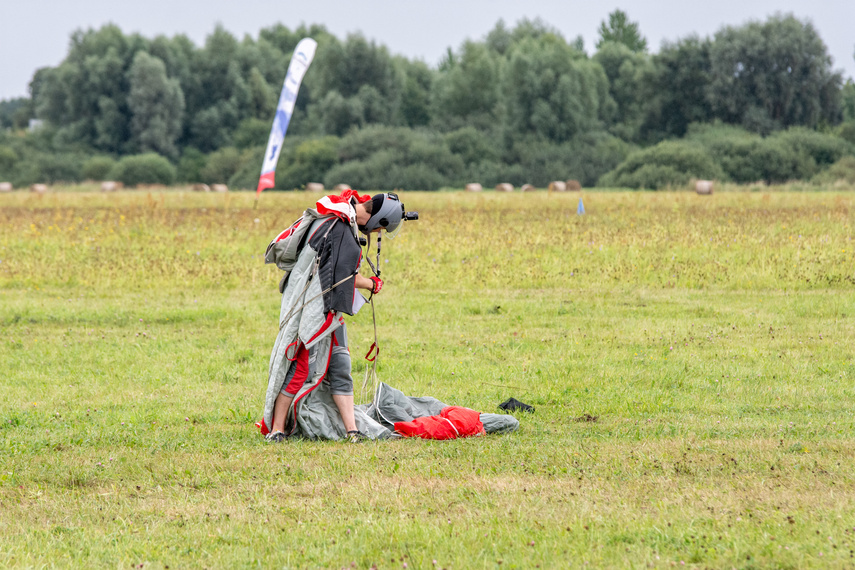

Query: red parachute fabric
left=394, top=406, right=486, bottom=440
left=315, top=188, right=371, bottom=222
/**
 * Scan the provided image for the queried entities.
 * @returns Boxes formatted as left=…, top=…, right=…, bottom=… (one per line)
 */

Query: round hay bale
left=100, top=180, right=123, bottom=192
left=548, top=181, right=567, bottom=192
left=30, top=183, right=48, bottom=194
left=465, top=183, right=483, bottom=192
left=0, top=182, right=13, bottom=193
left=333, top=184, right=352, bottom=192
left=521, top=184, right=536, bottom=192
left=695, top=180, right=714, bottom=195
left=211, top=184, right=228, bottom=193
left=565, top=179, right=582, bottom=191
left=306, top=182, right=325, bottom=192
left=192, top=183, right=211, bottom=192
left=494, top=183, right=514, bottom=192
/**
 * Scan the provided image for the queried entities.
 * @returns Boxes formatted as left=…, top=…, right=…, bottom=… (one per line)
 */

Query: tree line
left=1, top=12, right=855, bottom=190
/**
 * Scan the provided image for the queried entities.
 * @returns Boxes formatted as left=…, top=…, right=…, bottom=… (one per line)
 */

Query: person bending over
left=263, top=190, right=406, bottom=442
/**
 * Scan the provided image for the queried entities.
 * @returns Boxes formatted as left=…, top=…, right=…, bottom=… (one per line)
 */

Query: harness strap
left=277, top=219, right=352, bottom=332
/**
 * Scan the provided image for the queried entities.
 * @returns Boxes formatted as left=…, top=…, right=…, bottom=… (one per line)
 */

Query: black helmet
left=360, top=193, right=405, bottom=236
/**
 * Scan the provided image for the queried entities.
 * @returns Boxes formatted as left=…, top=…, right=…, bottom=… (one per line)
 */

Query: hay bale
left=333, top=184, right=352, bottom=192
left=306, top=182, right=324, bottom=192
left=192, top=183, right=211, bottom=192
left=565, top=179, right=582, bottom=191
left=465, top=183, right=483, bottom=192
left=695, top=180, right=714, bottom=195
left=521, top=184, right=536, bottom=192
left=494, top=183, right=514, bottom=192
left=30, top=183, right=48, bottom=194
left=548, top=181, right=567, bottom=192
left=211, top=184, right=228, bottom=193
left=0, top=182, right=12, bottom=193
left=100, top=180, right=123, bottom=192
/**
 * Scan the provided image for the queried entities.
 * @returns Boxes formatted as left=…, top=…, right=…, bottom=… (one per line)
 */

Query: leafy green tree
left=398, top=59, right=433, bottom=127
left=0, top=98, right=28, bottom=130
left=708, top=14, right=842, bottom=133
left=33, top=25, right=148, bottom=153
left=842, top=79, right=855, bottom=122
left=596, top=10, right=648, bottom=53
left=312, top=91, right=363, bottom=136
left=640, top=36, right=714, bottom=140
left=503, top=35, right=613, bottom=143
left=300, top=33, right=406, bottom=135
left=594, top=42, right=652, bottom=141
left=233, top=118, right=270, bottom=149
left=431, top=41, right=501, bottom=131
left=127, top=52, right=185, bottom=158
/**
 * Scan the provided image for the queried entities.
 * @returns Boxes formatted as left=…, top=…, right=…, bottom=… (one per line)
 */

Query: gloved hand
left=369, top=276, right=384, bottom=294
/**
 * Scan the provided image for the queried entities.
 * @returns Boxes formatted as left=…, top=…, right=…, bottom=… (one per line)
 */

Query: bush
left=811, top=156, right=855, bottom=185
left=325, top=126, right=463, bottom=190
left=227, top=147, right=265, bottom=190
left=275, top=136, right=340, bottom=189
left=771, top=127, right=854, bottom=177
left=444, top=127, right=500, bottom=165
left=510, top=132, right=631, bottom=187
left=837, top=121, right=855, bottom=146
left=81, top=156, right=116, bottom=181
left=684, top=123, right=850, bottom=183
left=200, top=147, right=244, bottom=184
left=109, top=153, right=176, bottom=187
left=598, top=140, right=723, bottom=189
left=11, top=152, right=85, bottom=186
left=176, top=147, right=207, bottom=183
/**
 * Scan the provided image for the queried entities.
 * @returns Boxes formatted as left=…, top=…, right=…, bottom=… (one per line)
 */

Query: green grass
left=1, top=189, right=854, bottom=568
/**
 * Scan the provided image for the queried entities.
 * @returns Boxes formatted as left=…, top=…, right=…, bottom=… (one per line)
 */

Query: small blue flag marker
left=577, top=197, right=585, bottom=215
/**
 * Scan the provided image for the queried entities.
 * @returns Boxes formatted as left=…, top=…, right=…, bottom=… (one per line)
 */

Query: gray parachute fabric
left=358, top=383, right=520, bottom=437
left=280, top=381, right=520, bottom=441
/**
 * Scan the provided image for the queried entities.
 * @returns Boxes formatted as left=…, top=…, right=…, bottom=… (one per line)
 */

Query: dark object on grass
left=573, top=414, right=599, bottom=423
left=498, top=398, right=534, bottom=413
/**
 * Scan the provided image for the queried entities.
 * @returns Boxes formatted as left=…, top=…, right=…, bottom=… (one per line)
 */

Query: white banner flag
left=257, top=38, right=318, bottom=194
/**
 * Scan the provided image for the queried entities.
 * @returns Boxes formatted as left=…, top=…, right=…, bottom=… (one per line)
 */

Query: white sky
left=1, top=0, right=853, bottom=100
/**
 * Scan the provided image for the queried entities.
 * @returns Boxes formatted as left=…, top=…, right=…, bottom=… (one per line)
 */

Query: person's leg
left=329, top=325, right=359, bottom=435
left=331, top=394, right=357, bottom=433
left=271, top=392, right=293, bottom=433
left=270, top=344, right=310, bottom=435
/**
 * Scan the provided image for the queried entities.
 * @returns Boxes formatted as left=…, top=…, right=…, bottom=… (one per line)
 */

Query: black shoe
left=346, top=430, right=369, bottom=443
left=266, top=431, right=288, bottom=443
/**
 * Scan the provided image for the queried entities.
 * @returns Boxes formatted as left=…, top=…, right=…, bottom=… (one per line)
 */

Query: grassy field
left=0, top=188, right=854, bottom=569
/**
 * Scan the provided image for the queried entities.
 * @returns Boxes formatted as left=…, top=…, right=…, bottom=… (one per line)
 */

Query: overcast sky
left=2, top=0, right=853, bottom=100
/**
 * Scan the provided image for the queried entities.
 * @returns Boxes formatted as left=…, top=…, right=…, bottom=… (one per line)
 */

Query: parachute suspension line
left=360, top=233, right=382, bottom=403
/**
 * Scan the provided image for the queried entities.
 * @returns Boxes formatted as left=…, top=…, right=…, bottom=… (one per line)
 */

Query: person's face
left=354, top=203, right=371, bottom=226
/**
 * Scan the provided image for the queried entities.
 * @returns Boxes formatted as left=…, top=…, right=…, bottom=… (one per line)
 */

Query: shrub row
left=1, top=123, right=853, bottom=190
left=597, top=124, right=855, bottom=189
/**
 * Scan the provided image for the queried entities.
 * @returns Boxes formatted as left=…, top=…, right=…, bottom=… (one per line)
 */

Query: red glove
left=369, top=276, right=384, bottom=294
